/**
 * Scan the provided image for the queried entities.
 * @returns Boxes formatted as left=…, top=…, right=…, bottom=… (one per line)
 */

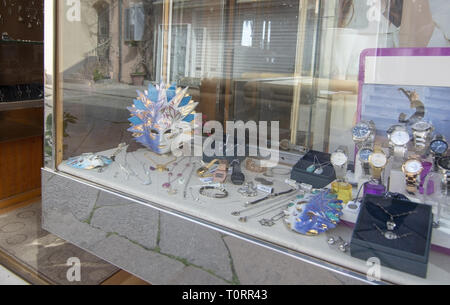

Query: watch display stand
left=290, top=150, right=336, bottom=188
left=350, top=194, right=433, bottom=278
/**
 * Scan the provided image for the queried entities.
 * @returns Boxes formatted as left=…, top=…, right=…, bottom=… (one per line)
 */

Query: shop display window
left=45, top=0, right=450, bottom=283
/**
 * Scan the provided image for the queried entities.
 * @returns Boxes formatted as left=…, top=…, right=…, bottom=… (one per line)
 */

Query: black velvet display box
left=350, top=194, right=433, bottom=278
left=290, top=150, right=336, bottom=188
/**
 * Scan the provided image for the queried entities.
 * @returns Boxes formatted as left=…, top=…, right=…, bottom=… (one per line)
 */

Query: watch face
left=359, top=148, right=373, bottom=162
left=404, top=160, right=423, bottom=174
left=331, top=152, right=348, bottom=167
left=370, top=152, right=387, bottom=168
left=352, top=123, right=370, bottom=140
left=438, top=157, right=450, bottom=170
left=430, top=140, right=448, bottom=155
left=391, top=130, right=410, bottom=146
left=412, top=121, right=432, bottom=132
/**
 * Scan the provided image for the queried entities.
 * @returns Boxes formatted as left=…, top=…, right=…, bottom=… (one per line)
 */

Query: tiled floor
left=0, top=264, right=28, bottom=285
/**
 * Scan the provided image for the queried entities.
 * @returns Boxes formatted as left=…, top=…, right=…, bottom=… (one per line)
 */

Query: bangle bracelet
left=264, top=167, right=292, bottom=177
left=199, top=186, right=229, bottom=199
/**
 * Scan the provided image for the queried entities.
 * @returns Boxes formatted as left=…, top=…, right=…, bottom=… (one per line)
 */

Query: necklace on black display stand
left=370, top=201, right=416, bottom=240
left=373, top=202, right=417, bottom=231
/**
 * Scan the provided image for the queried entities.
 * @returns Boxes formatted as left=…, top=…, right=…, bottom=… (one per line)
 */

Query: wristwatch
left=402, top=158, right=424, bottom=194
left=411, top=121, right=434, bottom=152
left=387, top=125, right=410, bottom=161
left=368, top=146, right=387, bottom=181
left=430, top=135, right=448, bottom=157
left=358, top=146, right=373, bottom=176
left=437, top=156, right=450, bottom=196
left=331, top=146, right=349, bottom=181
left=352, top=120, right=376, bottom=149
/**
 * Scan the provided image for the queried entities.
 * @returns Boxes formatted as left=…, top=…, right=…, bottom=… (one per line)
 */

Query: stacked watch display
left=351, top=118, right=449, bottom=198
left=352, top=120, right=376, bottom=177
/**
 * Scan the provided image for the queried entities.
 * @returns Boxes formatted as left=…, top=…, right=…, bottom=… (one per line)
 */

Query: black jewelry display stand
left=290, top=150, right=336, bottom=188
left=350, top=194, right=433, bottom=278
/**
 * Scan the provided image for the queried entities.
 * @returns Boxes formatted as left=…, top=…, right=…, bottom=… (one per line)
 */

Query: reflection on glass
left=56, top=0, right=450, bottom=163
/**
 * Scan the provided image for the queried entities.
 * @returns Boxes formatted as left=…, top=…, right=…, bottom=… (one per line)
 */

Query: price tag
left=257, top=184, right=273, bottom=194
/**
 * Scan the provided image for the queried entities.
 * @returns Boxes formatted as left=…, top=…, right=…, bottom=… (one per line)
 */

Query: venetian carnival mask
left=284, top=190, right=343, bottom=236
left=66, top=153, right=113, bottom=170
left=127, top=83, right=198, bottom=154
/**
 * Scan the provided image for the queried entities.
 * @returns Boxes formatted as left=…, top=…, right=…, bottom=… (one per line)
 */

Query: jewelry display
left=162, top=158, right=191, bottom=194
left=244, top=188, right=296, bottom=207
left=327, top=236, right=349, bottom=253
left=196, top=159, right=220, bottom=178
left=118, top=159, right=144, bottom=184
left=244, top=158, right=267, bottom=173
left=259, top=202, right=297, bottom=227
left=352, top=120, right=376, bottom=149
left=238, top=201, right=292, bottom=223
left=387, top=125, right=410, bottom=161
left=373, top=202, right=417, bottom=231
left=402, top=158, right=424, bottom=194
left=373, top=224, right=412, bottom=240
left=183, top=161, right=198, bottom=199
left=398, top=88, right=425, bottom=126
left=306, top=155, right=331, bottom=175
left=437, top=156, right=450, bottom=196
left=411, top=121, right=434, bottom=153
left=368, top=145, right=387, bottom=181
left=263, top=167, right=292, bottom=178
left=331, top=146, right=349, bottom=181
left=199, top=185, right=228, bottom=199
left=430, top=135, right=448, bottom=157
left=144, top=152, right=177, bottom=172
left=238, top=182, right=258, bottom=197
left=213, top=160, right=228, bottom=183
left=129, top=152, right=152, bottom=185
left=358, top=146, right=373, bottom=176
left=430, top=135, right=448, bottom=170
left=231, top=190, right=298, bottom=217
left=230, top=159, right=245, bottom=185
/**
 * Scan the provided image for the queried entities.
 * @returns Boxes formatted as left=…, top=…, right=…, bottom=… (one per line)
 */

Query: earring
left=327, top=236, right=349, bottom=253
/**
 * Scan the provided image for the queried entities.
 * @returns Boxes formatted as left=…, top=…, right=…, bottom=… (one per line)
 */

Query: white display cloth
left=58, top=148, right=450, bottom=284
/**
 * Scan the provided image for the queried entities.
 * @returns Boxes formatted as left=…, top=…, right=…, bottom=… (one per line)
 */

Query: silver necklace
left=238, top=201, right=290, bottom=223
left=183, top=160, right=197, bottom=199
left=374, top=202, right=417, bottom=231
left=130, top=152, right=152, bottom=185
left=373, top=224, right=412, bottom=240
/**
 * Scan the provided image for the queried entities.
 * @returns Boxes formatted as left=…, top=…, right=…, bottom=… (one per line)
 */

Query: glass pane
left=295, top=0, right=450, bottom=158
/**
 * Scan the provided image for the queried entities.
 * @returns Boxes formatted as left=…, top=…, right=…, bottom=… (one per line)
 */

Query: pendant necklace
left=373, top=224, right=412, bottom=240
left=163, top=157, right=191, bottom=195
left=130, top=152, right=152, bottom=185
left=144, top=152, right=178, bottom=172
left=374, top=202, right=417, bottom=231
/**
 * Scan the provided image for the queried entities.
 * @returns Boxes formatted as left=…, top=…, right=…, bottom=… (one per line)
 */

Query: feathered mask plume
left=127, top=83, right=198, bottom=154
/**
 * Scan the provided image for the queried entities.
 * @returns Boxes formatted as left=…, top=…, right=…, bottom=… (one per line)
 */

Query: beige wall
left=59, top=0, right=99, bottom=75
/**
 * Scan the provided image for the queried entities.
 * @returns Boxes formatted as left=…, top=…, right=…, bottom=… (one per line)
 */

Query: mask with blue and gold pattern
left=127, top=83, right=198, bottom=154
